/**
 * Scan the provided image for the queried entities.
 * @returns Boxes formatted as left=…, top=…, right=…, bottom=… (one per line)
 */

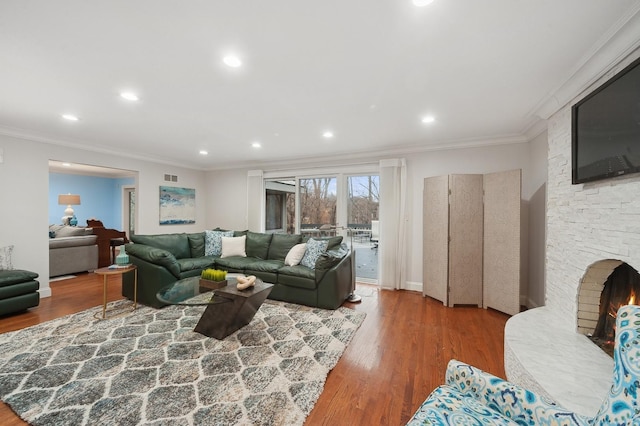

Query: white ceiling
left=2, top=1, right=640, bottom=170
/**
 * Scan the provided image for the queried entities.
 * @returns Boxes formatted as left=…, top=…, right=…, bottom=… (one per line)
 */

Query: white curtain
left=247, top=170, right=264, bottom=231
left=378, top=158, right=407, bottom=290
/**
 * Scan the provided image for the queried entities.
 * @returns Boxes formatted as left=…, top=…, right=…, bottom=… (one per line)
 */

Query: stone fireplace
left=505, top=50, right=640, bottom=418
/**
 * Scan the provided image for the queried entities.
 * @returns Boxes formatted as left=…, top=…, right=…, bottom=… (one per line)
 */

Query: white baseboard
left=404, top=281, right=423, bottom=293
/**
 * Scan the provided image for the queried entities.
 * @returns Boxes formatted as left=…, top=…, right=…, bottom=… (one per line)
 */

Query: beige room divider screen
left=423, top=170, right=521, bottom=315
left=448, top=174, right=483, bottom=307
left=483, top=169, right=521, bottom=316
left=422, top=175, right=449, bottom=304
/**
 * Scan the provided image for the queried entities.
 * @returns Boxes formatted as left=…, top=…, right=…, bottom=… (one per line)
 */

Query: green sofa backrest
left=131, top=233, right=191, bottom=259
left=187, top=232, right=205, bottom=257
left=246, top=231, right=272, bottom=260
left=267, top=233, right=303, bottom=261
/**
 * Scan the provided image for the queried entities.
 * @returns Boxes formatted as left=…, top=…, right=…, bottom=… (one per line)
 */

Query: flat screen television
left=572, top=56, right=640, bottom=184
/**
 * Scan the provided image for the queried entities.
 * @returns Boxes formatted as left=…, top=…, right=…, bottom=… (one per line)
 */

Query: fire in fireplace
left=589, top=263, right=640, bottom=356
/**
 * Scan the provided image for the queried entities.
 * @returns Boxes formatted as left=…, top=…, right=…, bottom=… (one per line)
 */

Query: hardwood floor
left=0, top=274, right=510, bottom=425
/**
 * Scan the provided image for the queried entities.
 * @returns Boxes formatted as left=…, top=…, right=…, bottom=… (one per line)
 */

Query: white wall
left=0, top=133, right=208, bottom=298
left=203, top=141, right=548, bottom=301
left=527, top=131, right=548, bottom=308
left=0, top=131, right=549, bottom=302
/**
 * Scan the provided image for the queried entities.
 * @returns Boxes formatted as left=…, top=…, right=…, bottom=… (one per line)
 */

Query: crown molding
left=533, top=3, right=640, bottom=120
left=205, top=133, right=529, bottom=172
left=0, top=125, right=208, bottom=172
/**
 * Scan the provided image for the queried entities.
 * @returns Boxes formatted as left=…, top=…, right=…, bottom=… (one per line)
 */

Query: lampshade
left=58, top=194, right=81, bottom=206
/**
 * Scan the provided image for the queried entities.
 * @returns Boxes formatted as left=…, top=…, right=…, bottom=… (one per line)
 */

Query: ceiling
left=2, top=1, right=640, bottom=171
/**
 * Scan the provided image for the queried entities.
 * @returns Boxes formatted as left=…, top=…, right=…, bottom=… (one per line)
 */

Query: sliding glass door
left=264, top=173, right=378, bottom=283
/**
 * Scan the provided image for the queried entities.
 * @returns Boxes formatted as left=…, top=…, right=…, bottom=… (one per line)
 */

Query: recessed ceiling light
left=223, top=55, right=242, bottom=68
left=421, top=115, right=436, bottom=124
left=120, top=92, right=139, bottom=101
left=62, top=114, right=79, bottom=121
left=252, top=142, right=261, bottom=148
left=199, top=150, right=208, bottom=155
left=323, top=131, right=334, bottom=138
left=413, top=0, right=435, bottom=6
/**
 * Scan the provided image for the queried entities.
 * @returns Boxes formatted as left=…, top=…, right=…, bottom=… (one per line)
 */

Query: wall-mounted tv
left=572, top=56, right=640, bottom=184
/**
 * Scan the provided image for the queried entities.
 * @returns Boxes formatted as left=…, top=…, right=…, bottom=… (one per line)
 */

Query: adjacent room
left=1, top=1, right=640, bottom=424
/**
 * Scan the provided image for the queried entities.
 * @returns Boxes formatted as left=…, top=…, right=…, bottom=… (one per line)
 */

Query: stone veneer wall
left=546, top=50, right=640, bottom=332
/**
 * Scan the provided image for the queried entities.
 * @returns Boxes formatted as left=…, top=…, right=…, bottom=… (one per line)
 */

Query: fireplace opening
left=588, top=263, right=640, bottom=356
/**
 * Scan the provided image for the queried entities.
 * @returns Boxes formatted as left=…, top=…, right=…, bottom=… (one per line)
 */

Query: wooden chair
left=86, top=219, right=128, bottom=267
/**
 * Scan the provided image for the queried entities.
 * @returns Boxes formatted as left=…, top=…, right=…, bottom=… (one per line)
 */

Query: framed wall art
left=159, top=186, right=196, bottom=225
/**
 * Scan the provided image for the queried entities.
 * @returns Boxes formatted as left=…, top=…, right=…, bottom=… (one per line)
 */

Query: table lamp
left=58, top=194, right=81, bottom=225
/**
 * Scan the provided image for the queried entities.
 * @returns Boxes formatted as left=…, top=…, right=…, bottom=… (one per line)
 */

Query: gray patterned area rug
left=0, top=299, right=365, bottom=425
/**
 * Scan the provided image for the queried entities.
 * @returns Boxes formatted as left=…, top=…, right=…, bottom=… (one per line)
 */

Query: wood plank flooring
left=0, top=274, right=509, bottom=425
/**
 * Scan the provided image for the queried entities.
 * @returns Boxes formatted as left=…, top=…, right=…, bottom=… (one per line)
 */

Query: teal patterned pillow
left=205, top=230, right=233, bottom=256
left=300, top=238, right=328, bottom=269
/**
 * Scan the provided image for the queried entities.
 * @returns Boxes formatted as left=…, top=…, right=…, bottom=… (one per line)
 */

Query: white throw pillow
left=284, top=243, right=307, bottom=266
left=221, top=235, right=247, bottom=258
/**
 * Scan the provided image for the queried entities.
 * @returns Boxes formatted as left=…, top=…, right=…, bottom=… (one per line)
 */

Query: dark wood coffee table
left=156, top=275, right=273, bottom=339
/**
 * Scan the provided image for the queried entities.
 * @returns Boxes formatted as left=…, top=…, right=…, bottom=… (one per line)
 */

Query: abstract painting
left=159, top=186, right=196, bottom=225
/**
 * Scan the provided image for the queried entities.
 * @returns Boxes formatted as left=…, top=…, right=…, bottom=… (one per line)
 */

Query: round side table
left=93, top=265, right=137, bottom=319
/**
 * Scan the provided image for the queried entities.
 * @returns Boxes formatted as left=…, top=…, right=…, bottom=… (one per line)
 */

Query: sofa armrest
left=314, top=246, right=348, bottom=280
left=125, top=243, right=181, bottom=278
left=445, top=360, right=590, bottom=425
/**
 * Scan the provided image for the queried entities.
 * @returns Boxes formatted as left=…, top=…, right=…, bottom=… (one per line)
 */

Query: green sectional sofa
left=122, top=230, right=354, bottom=309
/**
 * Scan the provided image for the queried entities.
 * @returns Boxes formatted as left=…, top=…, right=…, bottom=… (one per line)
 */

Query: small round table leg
left=102, top=275, right=108, bottom=319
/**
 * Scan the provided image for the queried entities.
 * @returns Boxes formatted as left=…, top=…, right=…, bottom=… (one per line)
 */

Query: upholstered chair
left=407, top=304, right=640, bottom=425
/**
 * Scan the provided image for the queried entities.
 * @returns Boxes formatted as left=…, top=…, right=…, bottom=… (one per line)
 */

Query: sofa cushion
left=268, top=234, right=302, bottom=261
left=49, top=235, right=97, bottom=249
left=187, top=232, right=206, bottom=258
left=0, top=269, right=39, bottom=287
left=243, top=259, right=283, bottom=273
left=246, top=232, right=272, bottom=260
left=50, top=225, right=92, bottom=238
left=177, top=257, right=215, bottom=273
left=300, top=238, right=328, bottom=269
left=221, top=236, right=247, bottom=258
left=0, top=280, right=39, bottom=299
left=131, top=233, right=191, bottom=259
left=215, top=256, right=255, bottom=270
left=277, top=266, right=316, bottom=289
left=205, top=230, right=233, bottom=256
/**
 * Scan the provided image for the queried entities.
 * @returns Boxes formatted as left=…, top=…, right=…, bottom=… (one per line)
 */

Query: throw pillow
left=221, top=235, right=247, bottom=258
left=0, top=245, right=14, bottom=270
left=285, top=243, right=307, bottom=266
left=205, top=230, right=233, bottom=256
left=300, top=238, right=328, bottom=269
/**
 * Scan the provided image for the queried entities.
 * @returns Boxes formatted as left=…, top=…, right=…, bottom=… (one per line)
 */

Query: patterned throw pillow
left=0, top=245, right=14, bottom=270
left=205, top=230, right=233, bottom=256
left=300, top=238, right=328, bottom=269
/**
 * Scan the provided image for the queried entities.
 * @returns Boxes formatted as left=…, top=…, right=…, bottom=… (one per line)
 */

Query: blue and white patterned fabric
left=204, top=230, right=233, bottom=256
left=408, top=304, right=640, bottom=426
left=591, top=304, right=640, bottom=425
left=300, top=238, right=328, bottom=269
